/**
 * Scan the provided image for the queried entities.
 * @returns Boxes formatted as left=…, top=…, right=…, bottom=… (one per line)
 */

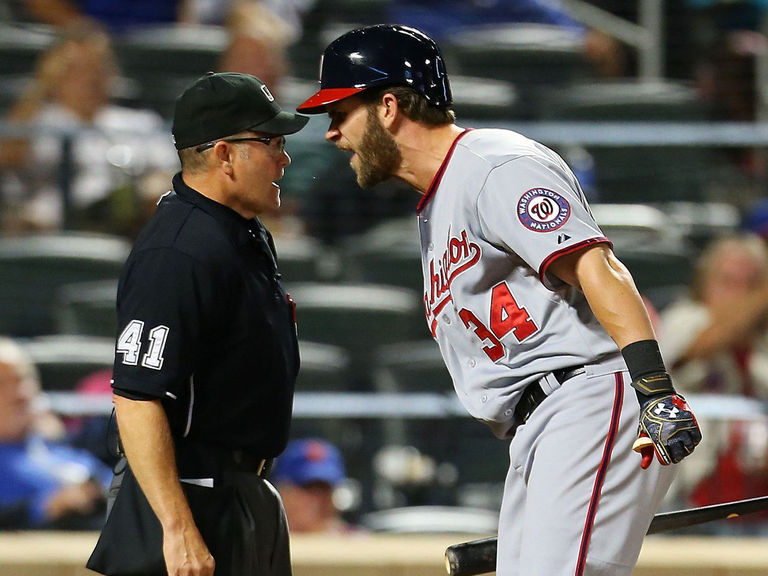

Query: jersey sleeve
left=112, top=248, right=216, bottom=400
left=476, top=152, right=609, bottom=290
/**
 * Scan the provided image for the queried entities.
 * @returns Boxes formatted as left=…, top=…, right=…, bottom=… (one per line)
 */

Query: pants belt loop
left=539, top=371, right=562, bottom=395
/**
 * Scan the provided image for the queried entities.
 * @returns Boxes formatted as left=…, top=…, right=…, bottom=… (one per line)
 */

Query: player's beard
left=354, top=108, right=402, bottom=189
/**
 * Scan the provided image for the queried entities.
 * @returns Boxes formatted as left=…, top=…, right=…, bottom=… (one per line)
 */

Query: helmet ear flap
left=297, top=24, right=453, bottom=114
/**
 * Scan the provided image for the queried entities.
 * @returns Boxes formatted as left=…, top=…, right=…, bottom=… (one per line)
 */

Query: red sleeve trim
left=538, top=236, right=612, bottom=285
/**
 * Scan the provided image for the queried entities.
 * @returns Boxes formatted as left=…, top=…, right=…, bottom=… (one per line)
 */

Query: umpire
left=87, top=72, right=308, bottom=576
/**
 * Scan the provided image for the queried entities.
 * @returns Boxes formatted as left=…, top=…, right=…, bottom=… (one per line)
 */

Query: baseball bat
left=445, top=495, right=768, bottom=576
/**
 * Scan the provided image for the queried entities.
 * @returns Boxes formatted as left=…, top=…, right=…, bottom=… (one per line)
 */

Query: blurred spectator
left=217, top=2, right=293, bottom=104
left=659, top=233, right=768, bottom=529
left=272, top=438, right=356, bottom=533
left=0, top=336, right=111, bottom=530
left=659, top=233, right=768, bottom=394
left=67, top=368, right=119, bottom=469
left=742, top=197, right=768, bottom=241
left=0, top=22, right=178, bottom=237
left=188, top=0, right=315, bottom=43
left=20, top=0, right=189, bottom=34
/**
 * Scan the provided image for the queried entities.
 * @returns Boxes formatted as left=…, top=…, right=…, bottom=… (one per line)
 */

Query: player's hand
left=634, top=391, right=701, bottom=468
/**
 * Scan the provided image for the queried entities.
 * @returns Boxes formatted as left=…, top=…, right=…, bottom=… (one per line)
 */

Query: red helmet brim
left=296, top=87, right=365, bottom=114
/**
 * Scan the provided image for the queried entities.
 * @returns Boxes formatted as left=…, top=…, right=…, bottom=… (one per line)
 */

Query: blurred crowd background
left=2, top=0, right=768, bottom=538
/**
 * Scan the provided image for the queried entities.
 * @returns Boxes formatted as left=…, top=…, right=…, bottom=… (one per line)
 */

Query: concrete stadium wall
left=0, top=532, right=767, bottom=576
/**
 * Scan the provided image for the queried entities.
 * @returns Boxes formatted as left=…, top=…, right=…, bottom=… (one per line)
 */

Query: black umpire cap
left=173, top=72, right=309, bottom=150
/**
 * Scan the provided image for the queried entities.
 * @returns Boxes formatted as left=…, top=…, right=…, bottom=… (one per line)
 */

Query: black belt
left=230, top=450, right=272, bottom=477
left=513, top=365, right=586, bottom=425
left=175, top=440, right=272, bottom=481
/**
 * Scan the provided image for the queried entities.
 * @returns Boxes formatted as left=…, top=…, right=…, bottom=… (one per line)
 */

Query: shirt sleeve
left=112, top=247, right=217, bottom=400
left=476, top=153, right=609, bottom=289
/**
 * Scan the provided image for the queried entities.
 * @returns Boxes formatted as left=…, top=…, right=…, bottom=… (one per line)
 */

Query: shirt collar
left=171, top=172, right=266, bottom=247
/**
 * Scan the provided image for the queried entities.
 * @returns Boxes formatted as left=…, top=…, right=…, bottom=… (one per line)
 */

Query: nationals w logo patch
left=518, top=188, right=570, bottom=232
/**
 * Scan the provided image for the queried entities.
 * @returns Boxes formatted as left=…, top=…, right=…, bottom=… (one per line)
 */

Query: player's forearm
left=573, top=247, right=656, bottom=349
left=112, top=394, right=194, bottom=530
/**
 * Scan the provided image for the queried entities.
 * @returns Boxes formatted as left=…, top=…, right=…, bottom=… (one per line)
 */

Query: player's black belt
left=513, top=365, right=586, bottom=426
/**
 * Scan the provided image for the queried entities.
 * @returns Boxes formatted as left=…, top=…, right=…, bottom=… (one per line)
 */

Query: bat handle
left=633, top=435, right=654, bottom=469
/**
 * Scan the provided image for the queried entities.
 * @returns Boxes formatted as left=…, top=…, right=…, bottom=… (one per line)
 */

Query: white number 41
left=116, top=320, right=169, bottom=370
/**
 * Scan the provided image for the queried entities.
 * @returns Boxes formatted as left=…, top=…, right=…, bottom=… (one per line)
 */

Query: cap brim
left=296, top=87, right=366, bottom=114
left=295, top=463, right=345, bottom=486
left=251, top=110, right=309, bottom=135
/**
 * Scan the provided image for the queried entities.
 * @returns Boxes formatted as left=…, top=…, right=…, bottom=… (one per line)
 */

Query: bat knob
left=633, top=436, right=654, bottom=469
left=445, top=549, right=459, bottom=575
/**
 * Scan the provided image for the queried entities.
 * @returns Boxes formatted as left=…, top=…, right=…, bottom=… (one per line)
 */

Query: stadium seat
left=0, top=23, right=54, bottom=75
left=296, top=341, right=353, bottom=391
left=538, top=79, right=716, bottom=203
left=272, top=234, right=334, bottom=286
left=55, top=279, right=119, bottom=338
left=341, top=217, right=423, bottom=292
left=287, top=282, right=426, bottom=388
left=0, top=233, right=129, bottom=337
left=373, top=340, right=451, bottom=394
left=19, top=334, right=114, bottom=391
left=442, top=24, right=592, bottom=118
left=113, top=25, right=227, bottom=118
left=360, top=505, right=498, bottom=533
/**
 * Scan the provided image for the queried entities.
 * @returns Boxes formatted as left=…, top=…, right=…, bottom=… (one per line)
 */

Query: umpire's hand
left=163, top=522, right=215, bottom=576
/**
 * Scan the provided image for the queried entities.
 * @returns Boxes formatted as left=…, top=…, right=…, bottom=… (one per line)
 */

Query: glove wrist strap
left=631, top=373, right=675, bottom=397
left=621, top=339, right=674, bottom=398
left=621, top=339, right=666, bottom=380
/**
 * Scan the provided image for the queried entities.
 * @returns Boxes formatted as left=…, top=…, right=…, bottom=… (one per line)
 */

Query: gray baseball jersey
left=417, top=128, right=676, bottom=576
left=418, top=128, right=618, bottom=437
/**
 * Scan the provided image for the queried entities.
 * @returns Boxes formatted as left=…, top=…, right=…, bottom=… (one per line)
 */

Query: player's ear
left=380, top=92, right=399, bottom=126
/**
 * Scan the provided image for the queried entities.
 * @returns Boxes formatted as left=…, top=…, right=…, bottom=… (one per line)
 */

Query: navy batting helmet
left=297, top=24, right=452, bottom=114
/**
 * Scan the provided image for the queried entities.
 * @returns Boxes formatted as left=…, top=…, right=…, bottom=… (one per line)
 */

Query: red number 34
left=458, top=282, right=538, bottom=361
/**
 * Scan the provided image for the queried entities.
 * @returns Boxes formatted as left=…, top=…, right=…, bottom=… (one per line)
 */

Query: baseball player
left=297, top=25, right=702, bottom=576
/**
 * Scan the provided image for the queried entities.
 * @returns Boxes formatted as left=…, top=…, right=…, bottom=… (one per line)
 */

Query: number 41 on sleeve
left=116, top=320, right=170, bottom=370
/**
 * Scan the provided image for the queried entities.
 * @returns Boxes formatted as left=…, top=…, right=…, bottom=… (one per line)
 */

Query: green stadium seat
left=19, top=334, right=114, bottom=391
left=287, top=282, right=426, bottom=388
left=0, top=233, right=129, bottom=337
left=56, top=279, right=118, bottom=338
left=538, top=80, right=716, bottom=203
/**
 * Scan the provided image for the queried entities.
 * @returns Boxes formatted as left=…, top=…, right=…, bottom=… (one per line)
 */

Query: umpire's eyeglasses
left=195, top=135, right=286, bottom=154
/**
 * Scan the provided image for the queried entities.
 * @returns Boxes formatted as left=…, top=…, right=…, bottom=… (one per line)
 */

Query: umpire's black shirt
left=112, top=173, right=299, bottom=459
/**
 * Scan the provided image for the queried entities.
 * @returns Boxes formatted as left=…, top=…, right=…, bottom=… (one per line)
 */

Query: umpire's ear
left=212, top=140, right=238, bottom=177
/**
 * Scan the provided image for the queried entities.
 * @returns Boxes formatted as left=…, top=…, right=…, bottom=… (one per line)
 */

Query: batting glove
left=632, top=373, right=702, bottom=468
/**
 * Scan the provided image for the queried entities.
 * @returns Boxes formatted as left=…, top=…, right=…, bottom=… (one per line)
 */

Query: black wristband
left=621, top=339, right=666, bottom=382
